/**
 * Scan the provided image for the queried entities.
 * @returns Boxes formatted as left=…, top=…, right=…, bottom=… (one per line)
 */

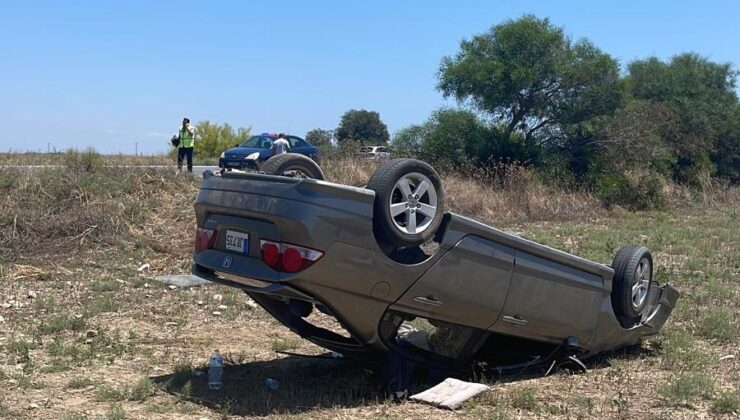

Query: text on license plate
left=225, top=230, right=249, bottom=254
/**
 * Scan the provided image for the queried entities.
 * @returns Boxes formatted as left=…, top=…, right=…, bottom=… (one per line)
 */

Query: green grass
left=510, top=386, right=538, bottom=411
left=6, top=340, right=32, bottom=363
left=95, top=385, right=127, bottom=402
left=271, top=338, right=301, bottom=352
left=128, top=377, right=156, bottom=401
left=711, top=391, right=740, bottom=414
left=696, top=307, right=738, bottom=341
left=12, top=373, right=45, bottom=390
left=84, top=294, right=121, bottom=316
left=65, top=377, right=94, bottom=389
left=658, top=373, right=715, bottom=405
left=37, top=314, right=86, bottom=334
left=105, top=405, right=127, bottom=420
left=90, top=279, right=121, bottom=292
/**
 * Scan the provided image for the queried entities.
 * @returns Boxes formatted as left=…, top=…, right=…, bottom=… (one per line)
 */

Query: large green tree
left=628, top=53, right=739, bottom=182
left=194, top=121, right=251, bottom=158
left=305, top=128, right=334, bottom=147
left=335, top=109, right=390, bottom=145
left=438, top=15, right=624, bottom=149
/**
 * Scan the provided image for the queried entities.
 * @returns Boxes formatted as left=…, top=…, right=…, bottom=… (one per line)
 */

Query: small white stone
left=27, top=290, right=38, bottom=299
left=137, top=263, right=150, bottom=272
left=0, top=315, right=4, bottom=323
left=246, top=299, right=258, bottom=308
left=168, top=285, right=177, bottom=290
left=144, top=283, right=150, bottom=288
left=213, top=294, right=223, bottom=301
left=218, top=304, right=228, bottom=310
left=197, top=300, right=204, bottom=306
left=212, top=311, right=222, bottom=316
left=28, top=403, right=39, bottom=410
left=1, top=303, right=11, bottom=309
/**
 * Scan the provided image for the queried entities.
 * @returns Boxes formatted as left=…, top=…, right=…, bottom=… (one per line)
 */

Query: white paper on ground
left=410, top=377, right=490, bottom=410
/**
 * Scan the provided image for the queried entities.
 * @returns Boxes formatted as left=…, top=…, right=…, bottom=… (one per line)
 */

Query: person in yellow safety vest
left=175, top=117, right=196, bottom=173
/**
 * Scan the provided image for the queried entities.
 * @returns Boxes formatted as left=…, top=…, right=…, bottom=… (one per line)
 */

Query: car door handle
left=413, top=295, right=443, bottom=306
left=502, top=315, right=528, bottom=326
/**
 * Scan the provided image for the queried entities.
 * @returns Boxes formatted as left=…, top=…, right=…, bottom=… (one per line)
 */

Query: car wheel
left=366, top=159, right=444, bottom=249
left=260, top=153, right=325, bottom=180
left=611, top=245, right=653, bottom=324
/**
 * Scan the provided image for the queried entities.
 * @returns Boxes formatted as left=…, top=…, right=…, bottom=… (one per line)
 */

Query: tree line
left=388, top=15, right=738, bottom=208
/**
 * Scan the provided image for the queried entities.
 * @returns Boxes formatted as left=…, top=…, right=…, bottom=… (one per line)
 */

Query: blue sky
left=1, top=1, right=738, bottom=155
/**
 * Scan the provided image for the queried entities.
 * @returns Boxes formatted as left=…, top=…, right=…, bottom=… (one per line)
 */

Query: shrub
left=592, top=171, right=666, bottom=210
left=62, top=148, right=103, bottom=172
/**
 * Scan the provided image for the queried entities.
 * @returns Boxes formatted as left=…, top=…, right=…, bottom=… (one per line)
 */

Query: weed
left=37, top=314, right=86, bottom=334
left=12, top=373, right=45, bottom=389
left=655, top=328, right=714, bottom=371
left=271, top=338, right=301, bottom=352
left=95, top=384, right=127, bottom=402
left=90, top=279, right=121, bottom=292
left=128, top=377, right=156, bottom=401
left=511, top=386, right=538, bottom=411
left=34, top=296, right=57, bottom=311
left=697, top=307, right=738, bottom=342
left=7, top=340, right=32, bottom=363
left=658, top=373, right=714, bottom=405
left=65, top=377, right=94, bottom=389
left=40, top=363, right=71, bottom=373
left=571, top=395, right=593, bottom=414
left=84, top=294, right=121, bottom=316
left=105, top=405, right=127, bottom=420
left=711, top=391, right=740, bottom=414
left=61, top=414, right=89, bottom=420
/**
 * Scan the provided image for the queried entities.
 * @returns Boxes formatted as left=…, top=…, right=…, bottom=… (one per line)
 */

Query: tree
left=628, top=53, right=739, bottom=183
left=305, top=128, right=334, bottom=147
left=438, top=15, right=624, bottom=148
left=194, top=121, right=251, bottom=158
left=335, top=109, right=390, bottom=145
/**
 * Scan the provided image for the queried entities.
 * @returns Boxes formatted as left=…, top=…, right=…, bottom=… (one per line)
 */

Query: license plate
left=225, top=230, right=249, bottom=255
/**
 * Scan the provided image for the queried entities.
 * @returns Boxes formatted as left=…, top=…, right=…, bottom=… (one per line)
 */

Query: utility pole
left=135, top=142, right=138, bottom=156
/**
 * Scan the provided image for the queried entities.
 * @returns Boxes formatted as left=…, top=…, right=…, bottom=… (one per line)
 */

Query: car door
left=390, top=235, right=516, bottom=330
left=288, top=136, right=308, bottom=155
left=491, top=251, right=603, bottom=345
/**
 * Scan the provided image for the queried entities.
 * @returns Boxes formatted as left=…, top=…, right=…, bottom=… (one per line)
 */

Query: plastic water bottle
left=208, top=352, right=223, bottom=390
left=264, top=378, right=279, bottom=390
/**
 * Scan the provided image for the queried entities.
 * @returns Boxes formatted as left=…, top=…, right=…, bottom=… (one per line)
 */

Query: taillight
left=260, top=240, right=323, bottom=273
left=195, top=228, right=217, bottom=253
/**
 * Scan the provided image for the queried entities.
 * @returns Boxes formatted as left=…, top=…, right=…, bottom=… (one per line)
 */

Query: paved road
left=0, top=165, right=220, bottom=175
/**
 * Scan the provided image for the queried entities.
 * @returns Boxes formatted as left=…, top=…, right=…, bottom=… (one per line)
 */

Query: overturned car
left=191, top=154, right=678, bottom=376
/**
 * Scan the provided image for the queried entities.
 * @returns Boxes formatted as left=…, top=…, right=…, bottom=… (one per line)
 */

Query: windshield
left=239, top=136, right=273, bottom=149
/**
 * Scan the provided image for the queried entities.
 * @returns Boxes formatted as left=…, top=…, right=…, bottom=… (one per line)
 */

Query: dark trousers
left=177, top=147, right=194, bottom=172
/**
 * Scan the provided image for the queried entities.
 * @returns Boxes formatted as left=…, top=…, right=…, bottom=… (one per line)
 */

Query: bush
left=62, top=148, right=103, bottom=172
left=592, top=171, right=666, bottom=210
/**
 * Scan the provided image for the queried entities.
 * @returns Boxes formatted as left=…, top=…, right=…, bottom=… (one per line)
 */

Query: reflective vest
left=179, top=127, right=195, bottom=148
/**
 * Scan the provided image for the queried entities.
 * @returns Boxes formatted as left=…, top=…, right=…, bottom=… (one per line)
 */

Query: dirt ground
left=0, top=164, right=737, bottom=419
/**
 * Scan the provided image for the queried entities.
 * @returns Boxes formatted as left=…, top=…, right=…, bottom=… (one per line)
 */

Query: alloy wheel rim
left=631, top=257, right=651, bottom=309
left=388, top=172, right=438, bottom=235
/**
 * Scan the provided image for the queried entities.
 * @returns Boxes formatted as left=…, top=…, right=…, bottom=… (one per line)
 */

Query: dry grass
left=0, top=157, right=738, bottom=419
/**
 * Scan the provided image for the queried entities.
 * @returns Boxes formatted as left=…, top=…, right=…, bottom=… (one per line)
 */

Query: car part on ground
left=191, top=158, right=679, bottom=378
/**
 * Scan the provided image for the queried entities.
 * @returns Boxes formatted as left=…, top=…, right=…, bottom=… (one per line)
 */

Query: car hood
left=224, top=147, right=270, bottom=158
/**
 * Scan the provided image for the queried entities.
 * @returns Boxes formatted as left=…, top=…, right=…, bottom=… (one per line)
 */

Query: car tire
left=366, top=159, right=444, bottom=249
left=260, top=153, right=325, bottom=180
left=611, top=245, right=653, bottom=325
